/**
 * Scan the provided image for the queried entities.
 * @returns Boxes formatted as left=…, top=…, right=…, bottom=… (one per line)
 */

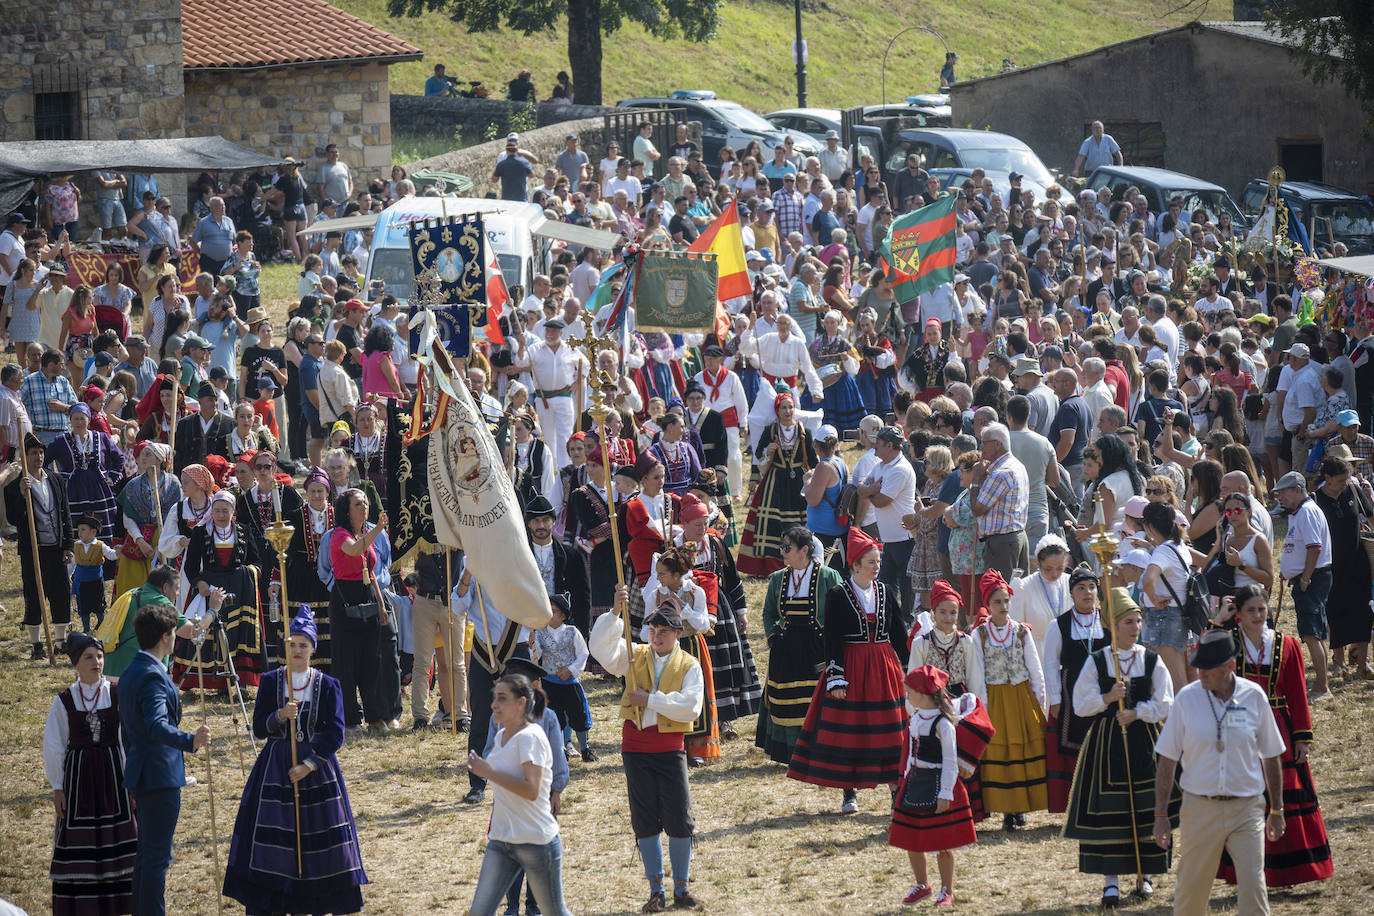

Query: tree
left=387, top=0, right=722, bottom=106
left=1266, top=2, right=1374, bottom=133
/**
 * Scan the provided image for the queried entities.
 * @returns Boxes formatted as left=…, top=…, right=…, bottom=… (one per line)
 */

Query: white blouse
left=1070, top=644, right=1174, bottom=724
left=43, top=679, right=117, bottom=790
left=907, top=711, right=959, bottom=802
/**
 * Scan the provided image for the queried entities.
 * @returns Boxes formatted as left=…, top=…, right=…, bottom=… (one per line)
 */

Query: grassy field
left=2, top=260, right=1373, bottom=914
left=345, top=0, right=1222, bottom=116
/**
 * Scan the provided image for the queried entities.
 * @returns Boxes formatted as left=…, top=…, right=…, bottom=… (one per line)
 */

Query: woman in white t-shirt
left=1139, top=501, right=1205, bottom=690
left=466, top=673, right=573, bottom=916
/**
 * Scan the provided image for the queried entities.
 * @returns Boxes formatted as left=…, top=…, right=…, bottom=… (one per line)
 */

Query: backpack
left=1157, top=542, right=1212, bottom=635
left=822, top=458, right=857, bottom=526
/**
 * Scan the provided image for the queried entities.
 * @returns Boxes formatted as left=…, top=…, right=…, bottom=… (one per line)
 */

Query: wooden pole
left=264, top=517, right=303, bottom=876
left=196, top=639, right=224, bottom=914
left=445, top=548, right=457, bottom=736
left=22, top=465, right=56, bottom=666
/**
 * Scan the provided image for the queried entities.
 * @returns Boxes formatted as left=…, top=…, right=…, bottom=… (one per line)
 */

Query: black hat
left=524, top=494, right=556, bottom=519
left=1188, top=629, right=1238, bottom=670
left=645, top=601, right=684, bottom=630
left=1214, top=255, right=1231, bottom=269
left=23, top=432, right=43, bottom=453
left=549, top=592, right=571, bottom=616
left=75, top=513, right=100, bottom=530
left=544, top=317, right=567, bottom=330
left=1068, top=563, right=1099, bottom=588
left=208, top=365, right=230, bottom=381
left=65, top=631, right=103, bottom=666
left=502, top=656, right=550, bottom=680
left=683, top=379, right=705, bottom=398
left=702, top=345, right=725, bottom=358
left=195, top=380, right=216, bottom=400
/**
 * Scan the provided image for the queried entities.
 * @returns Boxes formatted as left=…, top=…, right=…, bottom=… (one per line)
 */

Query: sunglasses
left=254, top=462, right=274, bottom=470
left=1145, top=487, right=1164, bottom=496
left=1224, top=506, right=1246, bottom=516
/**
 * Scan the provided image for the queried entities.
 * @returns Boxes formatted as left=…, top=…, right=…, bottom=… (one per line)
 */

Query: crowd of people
left=5, top=108, right=1369, bottom=915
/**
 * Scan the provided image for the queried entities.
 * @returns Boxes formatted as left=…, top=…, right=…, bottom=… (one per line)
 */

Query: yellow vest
left=620, top=644, right=695, bottom=732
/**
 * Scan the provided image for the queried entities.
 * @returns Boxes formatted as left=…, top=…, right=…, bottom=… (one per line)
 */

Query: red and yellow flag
left=687, top=199, right=750, bottom=301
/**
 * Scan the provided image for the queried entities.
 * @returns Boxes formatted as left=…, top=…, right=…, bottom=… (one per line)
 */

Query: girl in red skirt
left=890, top=665, right=977, bottom=908
left=788, top=527, right=909, bottom=814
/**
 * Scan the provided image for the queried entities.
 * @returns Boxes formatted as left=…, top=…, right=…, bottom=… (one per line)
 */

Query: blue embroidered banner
left=407, top=214, right=485, bottom=357
left=408, top=304, right=471, bottom=361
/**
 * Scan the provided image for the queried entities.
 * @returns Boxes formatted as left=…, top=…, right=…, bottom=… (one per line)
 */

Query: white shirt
left=485, top=722, right=559, bottom=845
left=1151, top=315, right=1180, bottom=365
left=639, top=572, right=712, bottom=640
left=569, top=261, right=601, bottom=304
left=743, top=332, right=824, bottom=398
left=44, top=679, right=117, bottom=789
left=691, top=368, right=749, bottom=428
left=970, top=619, right=1047, bottom=709
left=852, top=448, right=882, bottom=527
left=1082, top=379, right=1115, bottom=439
left=513, top=340, right=588, bottom=392
left=920, top=283, right=963, bottom=327
left=1146, top=540, right=1191, bottom=606
left=588, top=610, right=704, bottom=730
left=1009, top=571, right=1071, bottom=660
left=1277, top=362, right=1322, bottom=430
left=1154, top=676, right=1286, bottom=797
left=868, top=452, right=916, bottom=542
left=1071, top=644, right=1173, bottom=724
left=1040, top=607, right=1106, bottom=709
left=1279, top=497, right=1332, bottom=578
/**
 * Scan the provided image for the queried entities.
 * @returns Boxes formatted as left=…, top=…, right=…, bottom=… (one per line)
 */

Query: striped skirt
left=704, top=605, right=761, bottom=722
left=754, top=620, right=823, bottom=764
left=51, top=745, right=136, bottom=916
left=890, top=768, right=977, bottom=853
left=978, top=681, right=1049, bottom=814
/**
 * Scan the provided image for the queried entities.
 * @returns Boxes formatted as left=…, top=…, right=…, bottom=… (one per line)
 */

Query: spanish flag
left=688, top=199, right=750, bottom=301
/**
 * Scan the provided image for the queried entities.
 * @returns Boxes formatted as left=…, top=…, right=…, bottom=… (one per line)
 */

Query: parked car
left=762, top=108, right=885, bottom=170
left=1240, top=179, right=1374, bottom=255
left=616, top=91, right=818, bottom=165
left=878, top=129, right=1058, bottom=203
left=1085, top=165, right=1247, bottom=229
left=863, top=94, right=952, bottom=126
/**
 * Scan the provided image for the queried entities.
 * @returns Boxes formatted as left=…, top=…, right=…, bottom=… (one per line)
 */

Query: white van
left=361, top=196, right=621, bottom=306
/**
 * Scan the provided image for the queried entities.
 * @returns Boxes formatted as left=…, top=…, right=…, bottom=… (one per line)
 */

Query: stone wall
left=185, top=61, right=395, bottom=188
left=949, top=25, right=1374, bottom=195
left=403, top=117, right=607, bottom=198
left=391, top=95, right=615, bottom=145
left=0, top=0, right=185, bottom=141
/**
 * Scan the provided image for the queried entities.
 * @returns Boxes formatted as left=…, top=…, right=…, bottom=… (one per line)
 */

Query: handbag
left=1203, top=532, right=1237, bottom=598
left=343, top=599, right=380, bottom=620
left=900, top=765, right=941, bottom=812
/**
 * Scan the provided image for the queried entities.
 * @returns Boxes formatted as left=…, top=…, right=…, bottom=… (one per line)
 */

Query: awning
left=530, top=216, right=620, bottom=251
left=296, top=213, right=379, bottom=237
left=0, top=136, right=283, bottom=215
left=1316, top=255, right=1374, bottom=276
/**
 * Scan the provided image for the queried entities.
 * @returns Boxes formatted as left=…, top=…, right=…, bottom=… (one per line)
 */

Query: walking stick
left=445, top=548, right=458, bottom=736
left=1087, top=489, right=1144, bottom=886
left=264, top=516, right=304, bottom=876
left=195, top=633, right=225, bottom=914
left=590, top=390, right=636, bottom=708
left=21, top=466, right=56, bottom=666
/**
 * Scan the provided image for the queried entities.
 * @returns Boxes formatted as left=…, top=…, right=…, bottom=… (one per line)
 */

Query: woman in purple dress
left=648, top=412, right=701, bottom=497
left=47, top=404, right=124, bottom=543
left=223, top=606, right=368, bottom=914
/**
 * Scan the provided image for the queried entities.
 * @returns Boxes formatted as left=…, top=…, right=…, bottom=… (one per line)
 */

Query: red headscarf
left=929, top=579, right=962, bottom=610
left=135, top=374, right=178, bottom=424
left=975, top=569, right=1013, bottom=629
left=678, top=493, right=710, bottom=523
left=846, top=527, right=881, bottom=565
left=773, top=391, right=794, bottom=411
left=905, top=664, right=950, bottom=695
left=204, top=454, right=232, bottom=488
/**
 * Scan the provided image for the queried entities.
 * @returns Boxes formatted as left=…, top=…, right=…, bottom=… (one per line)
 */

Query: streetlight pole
left=794, top=0, right=806, bottom=108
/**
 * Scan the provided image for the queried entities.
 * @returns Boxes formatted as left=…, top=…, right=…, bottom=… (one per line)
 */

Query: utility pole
left=794, top=0, right=807, bottom=107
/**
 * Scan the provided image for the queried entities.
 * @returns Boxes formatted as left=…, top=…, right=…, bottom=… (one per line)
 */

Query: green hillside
left=341, top=0, right=1229, bottom=112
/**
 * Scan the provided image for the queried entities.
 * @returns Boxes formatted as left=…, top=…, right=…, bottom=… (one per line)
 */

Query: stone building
left=181, top=0, right=421, bottom=175
left=948, top=20, right=1374, bottom=195
left=0, top=0, right=420, bottom=184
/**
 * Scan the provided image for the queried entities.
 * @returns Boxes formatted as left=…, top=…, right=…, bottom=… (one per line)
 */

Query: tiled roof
left=182, top=0, right=423, bottom=70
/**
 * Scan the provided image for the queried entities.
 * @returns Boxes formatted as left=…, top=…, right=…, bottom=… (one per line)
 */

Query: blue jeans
left=469, top=835, right=573, bottom=916
left=131, top=786, right=181, bottom=916
left=1291, top=566, right=1332, bottom=641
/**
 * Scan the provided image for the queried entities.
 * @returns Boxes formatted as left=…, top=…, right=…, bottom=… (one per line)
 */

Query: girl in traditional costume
left=47, top=403, right=124, bottom=544
left=889, top=665, right=978, bottom=909
left=223, top=606, right=368, bottom=915
left=283, top=467, right=336, bottom=672
left=1215, top=585, right=1333, bottom=888
left=1063, top=588, right=1179, bottom=908
left=43, top=633, right=137, bottom=916
left=737, top=392, right=816, bottom=576
left=788, top=527, right=908, bottom=814
left=970, top=569, right=1049, bottom=831
left=641, top=546, right=721, bottom=765
left=755, top=526, right=842, bottom=764
left=114, top=442, right=181, bottom=598
left=156, top=462, right=217, bottom=615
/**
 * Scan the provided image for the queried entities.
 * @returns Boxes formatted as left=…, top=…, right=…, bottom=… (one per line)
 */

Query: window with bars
left=32, top=64, right=85, bottom=140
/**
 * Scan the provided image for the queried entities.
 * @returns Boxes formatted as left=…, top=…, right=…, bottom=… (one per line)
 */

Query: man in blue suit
left=119, top=573, right=217, bottom=916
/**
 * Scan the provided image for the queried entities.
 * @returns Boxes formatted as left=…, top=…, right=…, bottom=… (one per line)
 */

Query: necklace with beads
left=986, top=617, right=1016, bottom=648
left=76, top=678, right=106, bottom=742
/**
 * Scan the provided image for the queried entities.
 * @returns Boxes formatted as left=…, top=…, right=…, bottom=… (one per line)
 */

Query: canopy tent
left=0, top=136, right=284, bottom=216
left=1316, top=255, right=1374, bottom=277
left=299, top=201, right=622, bottom=252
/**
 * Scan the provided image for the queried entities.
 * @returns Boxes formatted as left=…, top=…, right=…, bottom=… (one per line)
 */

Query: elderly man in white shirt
left=1080, top=357, right=1115, bottom=439
left=513, top=317, right=589, bottom=467
left=817, top=132, right=848, bottom=182
left=920, top=280, right=964, bottom=340
left=1153, top=630, right=1287, bottom=916
left=741, top=314, right=823, bottom=452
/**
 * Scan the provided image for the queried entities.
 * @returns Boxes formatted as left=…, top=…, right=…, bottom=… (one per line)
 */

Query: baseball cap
left=6, top=213, right=29, bottom=226
left=1274, top=471, right=1307, bottom=491
left=184, top=335, right=210, bottom=351
left=859, top=415, right=884, bottom=437
left=208, top=365, right=230, bottom=381
left=564, top=133, right=578, bottom=141
left=953, top=273, right=969, bottom=285
left=745, top=250, right=764, bottom=263
left=506, top=132, right=520, bottom=146
left=321, top=198, right=339, bottom=209
left=875, top=425, right=905, bottom=446
left=344, top=298, right=368, bottom=312
left=1008, top=171, right=1024, bottom=182
left=1337, top=409, right=1360, bottom=427
left=1288, top=343, right=1310, bottom=359
left=815, top=424, right=838, bottom=443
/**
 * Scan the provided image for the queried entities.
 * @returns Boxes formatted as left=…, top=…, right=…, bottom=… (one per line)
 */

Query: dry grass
left=2, top=265, right=1373, bottom=914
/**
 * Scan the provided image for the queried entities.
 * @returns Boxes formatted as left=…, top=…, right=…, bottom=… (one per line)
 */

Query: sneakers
left=411, top=717, right=430, bottom=733
left=933, top=888, right=954, bottom=907
left=840, top=789, right=859, bottom=815
left=1135, top=877, right=1154, bottom=898
left=902, top=884, right=933, bottom=905
left=565, top=742, right=578, bottom=759
left=461, top=786, right=485, bottom=805
left=672, top=890, right=699, bottom=909
left=581, top=747, right=598, bottom=763
left=641, top=891, right=666, bottom=913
